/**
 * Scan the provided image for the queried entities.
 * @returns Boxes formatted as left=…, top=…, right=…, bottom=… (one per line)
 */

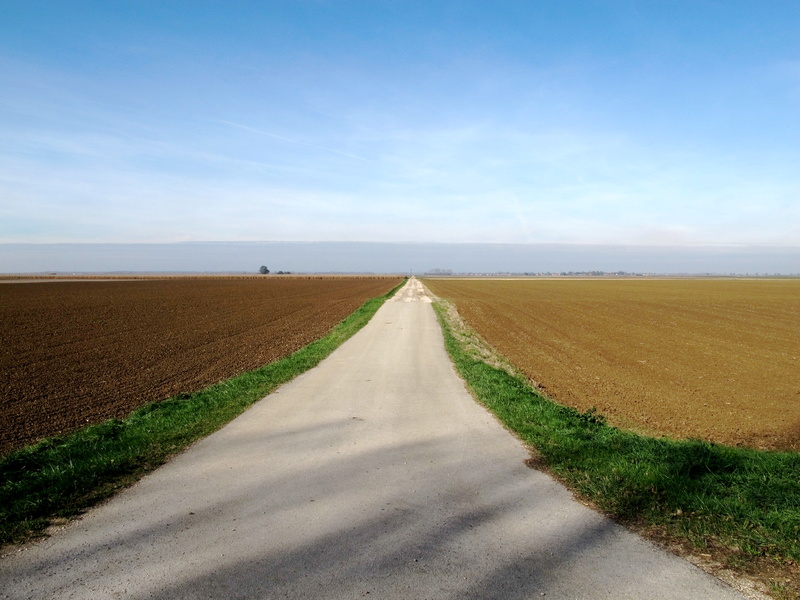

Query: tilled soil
left=0, top=276, right=400, bottom=456
left=424, top=278, right=800, bottom=451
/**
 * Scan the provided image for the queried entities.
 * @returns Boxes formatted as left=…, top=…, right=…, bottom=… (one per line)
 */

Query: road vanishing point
left=1, top=279, right=752, bottom=599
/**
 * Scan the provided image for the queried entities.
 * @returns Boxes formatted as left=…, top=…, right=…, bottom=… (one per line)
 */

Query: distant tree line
left=425, top=268, right=453, bottom=275
left=259, top=266, right=291, bottom=275
left=558, top=271, right=634, bottom=276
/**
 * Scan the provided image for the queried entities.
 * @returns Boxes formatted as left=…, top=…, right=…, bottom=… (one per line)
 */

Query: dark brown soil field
left=0, top=276, right=401, bottom=456
left=424, top=278, right=800, bottom=451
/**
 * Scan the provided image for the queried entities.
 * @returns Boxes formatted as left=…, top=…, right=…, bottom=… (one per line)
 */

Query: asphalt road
left=1, top=279, right=751, bottom=599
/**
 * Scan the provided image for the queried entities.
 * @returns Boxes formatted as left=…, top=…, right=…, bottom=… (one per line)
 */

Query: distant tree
left=259, top=265, right=270, bottom=274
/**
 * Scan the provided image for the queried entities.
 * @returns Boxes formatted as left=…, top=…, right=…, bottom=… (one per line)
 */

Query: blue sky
left=2, top=1, right=799, bottom=248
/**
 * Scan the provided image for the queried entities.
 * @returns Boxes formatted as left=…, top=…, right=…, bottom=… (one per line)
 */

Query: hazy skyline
left=2, top=2, right=799, bottom=270
left=2, top=242, right=798, bottom=276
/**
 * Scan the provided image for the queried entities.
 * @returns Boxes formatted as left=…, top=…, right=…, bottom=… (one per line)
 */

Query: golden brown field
left=424, top=278, right=800, bottom=451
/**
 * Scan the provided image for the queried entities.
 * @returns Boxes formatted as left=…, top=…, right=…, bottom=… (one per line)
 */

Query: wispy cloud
left=219, top=119, right=372, bottom=163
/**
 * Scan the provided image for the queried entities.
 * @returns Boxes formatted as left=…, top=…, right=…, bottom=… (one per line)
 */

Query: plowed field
left=0, top=276, right=400, bottom=456
left=424, top=278, right=800, bottom=451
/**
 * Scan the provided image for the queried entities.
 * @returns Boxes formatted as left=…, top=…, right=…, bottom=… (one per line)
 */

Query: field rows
left=424, top=278, right=800, bottom=451
left=0, top=277, right=401, bottom=455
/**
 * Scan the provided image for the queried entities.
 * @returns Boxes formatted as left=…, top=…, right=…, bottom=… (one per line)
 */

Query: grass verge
left=0, top=280, right=405, bottom=548
left=432, top=299, right=800, bottom=599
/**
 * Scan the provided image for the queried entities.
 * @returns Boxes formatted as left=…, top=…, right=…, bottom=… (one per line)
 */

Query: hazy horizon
left=2, top=242, right=798, bottom=276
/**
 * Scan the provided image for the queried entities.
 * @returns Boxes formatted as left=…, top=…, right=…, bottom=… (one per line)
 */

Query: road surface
left=1, top=279, right=751, bottom=599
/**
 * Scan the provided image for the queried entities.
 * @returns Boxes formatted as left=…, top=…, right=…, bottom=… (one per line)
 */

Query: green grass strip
left=432, top=300, right=800, bottom=592
left=0, top=280, right=405, bottom=546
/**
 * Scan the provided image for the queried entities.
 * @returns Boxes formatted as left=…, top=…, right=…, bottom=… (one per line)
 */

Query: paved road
left=1, top=279, right=750, bottom=599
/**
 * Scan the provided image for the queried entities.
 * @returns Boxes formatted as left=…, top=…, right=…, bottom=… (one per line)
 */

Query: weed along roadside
left=430, top=297, right=800, bottom=600
left=0, top=280, right=405, bottom=549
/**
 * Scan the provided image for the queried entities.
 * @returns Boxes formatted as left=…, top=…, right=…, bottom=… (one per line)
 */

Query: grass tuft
left=433, top=299, right=800, bottom=598
left=0, top=280, right=404, bottom=547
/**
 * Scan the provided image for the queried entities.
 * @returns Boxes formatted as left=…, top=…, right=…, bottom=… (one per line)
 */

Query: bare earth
left=0, top=280, right=750, bottom=599
left=423, top=278, right=800, bottom=451
left=0, top=276, right=400, bottom=455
